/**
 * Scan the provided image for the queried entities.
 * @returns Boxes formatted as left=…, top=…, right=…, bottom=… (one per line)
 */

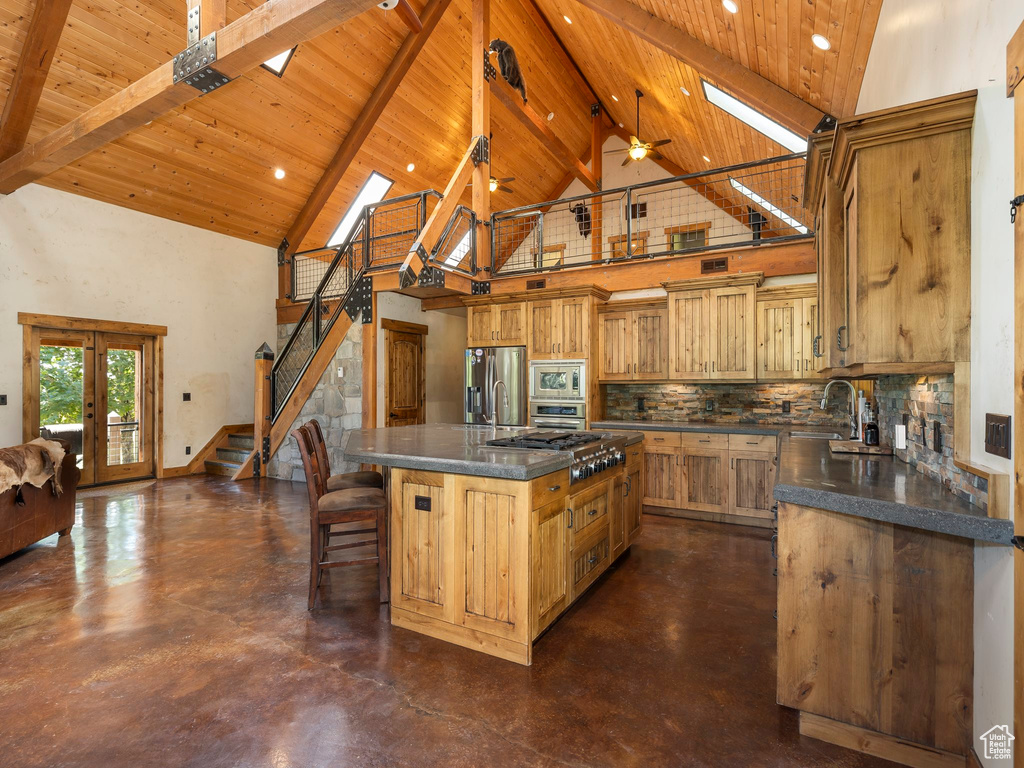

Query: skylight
left=701, top=80, right=807, bottom=153
left=729, top=177, right=808, bottom=234
left=444, top=231, right=472, bottom=267
left=327, top=172, right=394, bottom=247
left=261, top=47, right=297, bottom=77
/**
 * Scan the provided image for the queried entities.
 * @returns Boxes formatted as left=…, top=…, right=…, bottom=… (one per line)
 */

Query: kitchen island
left=343, top=424, right=645, bottom=665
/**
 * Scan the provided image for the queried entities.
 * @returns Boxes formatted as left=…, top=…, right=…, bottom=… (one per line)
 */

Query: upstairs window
left=701, top=80, right=807, bottom=154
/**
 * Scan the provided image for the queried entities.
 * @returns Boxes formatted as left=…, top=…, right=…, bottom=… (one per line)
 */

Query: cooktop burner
left=486, top=431, right=605, bottom=450
left=486, top=430, right=628, bottom=483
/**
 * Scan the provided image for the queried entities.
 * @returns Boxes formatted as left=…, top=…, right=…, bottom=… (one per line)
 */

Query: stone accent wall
left=266, top=320, right=364, bottom=482
left=873, top=374, right=987, bottom=510
left=603, top=382, right=850, bottom=427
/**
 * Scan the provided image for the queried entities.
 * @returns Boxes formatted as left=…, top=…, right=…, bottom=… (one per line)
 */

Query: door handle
left=567, top=508, right=574, bottom=528
left=389, top=412, right=399, bottom=418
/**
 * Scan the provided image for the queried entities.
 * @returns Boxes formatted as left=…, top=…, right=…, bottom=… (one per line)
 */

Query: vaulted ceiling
left=0, top=0, right=882, bottom=251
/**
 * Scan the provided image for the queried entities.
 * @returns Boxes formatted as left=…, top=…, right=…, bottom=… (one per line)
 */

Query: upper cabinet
left=755, top=285, right=823, bottom=379
left=467, top=302, right=526, bottom=346
left=597, top=302, right=669, bottom=381
left=806, top=91, right=975, bottom=373
left=528, top=297, right=590, bottom=359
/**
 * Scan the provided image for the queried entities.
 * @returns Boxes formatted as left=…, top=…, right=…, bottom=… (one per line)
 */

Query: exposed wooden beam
left=490, top=76, right=597, bottom=192
left=0, top=0, right=74, bottom=161
left=0, top=0, right=381, bottom=195
left=567, top=0, right=825, bottom=134
left=282, top=0, right=451, bottom=254
left=516, top=0, right=597, bottom=104
left=471, top=0, right=491, bottom=268
left=188, top=0, right=227, bottom=37
left=395, top=0, right=423, bottom=33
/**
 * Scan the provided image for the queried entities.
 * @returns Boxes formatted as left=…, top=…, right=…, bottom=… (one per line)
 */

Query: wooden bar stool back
left=292, top=424, right=389, bottom=609
left=305, top=419, right=383, bottom=492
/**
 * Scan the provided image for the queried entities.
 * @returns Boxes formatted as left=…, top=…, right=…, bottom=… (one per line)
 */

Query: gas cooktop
left=486, top=430, right=627, bottom=483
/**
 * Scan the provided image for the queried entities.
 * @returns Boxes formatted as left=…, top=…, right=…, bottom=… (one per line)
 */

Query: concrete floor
left=0, top=475, right=893, bottom=767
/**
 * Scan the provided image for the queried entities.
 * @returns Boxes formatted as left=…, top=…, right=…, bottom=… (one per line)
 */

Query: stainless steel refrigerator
left=465, top=346, right=527, bottom=426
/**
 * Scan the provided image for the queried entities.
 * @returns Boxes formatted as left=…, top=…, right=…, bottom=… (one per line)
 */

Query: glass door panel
left=96, top=333, right=154, bottom=483
left=37, top=330, right=96, bottom=485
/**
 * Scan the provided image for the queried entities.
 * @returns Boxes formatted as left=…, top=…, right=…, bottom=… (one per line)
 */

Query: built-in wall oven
left=529, top=360, right=587, bottom=430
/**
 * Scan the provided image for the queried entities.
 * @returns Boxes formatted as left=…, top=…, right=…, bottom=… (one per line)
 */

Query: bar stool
left=305, top=419, right=383, bottom=491
left=292, top=424, right=389, bottom=609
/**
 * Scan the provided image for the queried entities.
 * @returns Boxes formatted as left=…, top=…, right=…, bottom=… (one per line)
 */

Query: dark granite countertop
left=593, top=420, right=1014, bottom=545
left=343, top=424, right=644, bottom=481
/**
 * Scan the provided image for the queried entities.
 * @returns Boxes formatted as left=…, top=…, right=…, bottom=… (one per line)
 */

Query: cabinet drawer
left=626, top=442, right=643, bottom=468
left=642, top=431, right=681, bottom=447
left=571, top=525, right=610, bottom=598
left=678, top=432, right=729, bottom=449
left=727, top=434, right=777, bottom=453
left=531, top=470, right=570, bottom=509
left=568, top=480, right=609, bottom=539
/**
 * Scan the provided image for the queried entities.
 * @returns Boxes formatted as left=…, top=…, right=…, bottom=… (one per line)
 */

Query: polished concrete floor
left=0, top=475, right=893, bottom=767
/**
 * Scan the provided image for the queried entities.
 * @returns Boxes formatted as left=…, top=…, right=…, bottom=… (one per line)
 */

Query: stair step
left=227, top=433, right=254, bottom=450
left=205, top=459, right=241, bottom=477
left=216, top=447, right=250, bottom=463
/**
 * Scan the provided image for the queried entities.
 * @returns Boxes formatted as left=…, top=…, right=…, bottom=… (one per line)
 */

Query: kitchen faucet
left=820, top=379, right=860, bottom=440
left=488, top=379, right=509, bottom=434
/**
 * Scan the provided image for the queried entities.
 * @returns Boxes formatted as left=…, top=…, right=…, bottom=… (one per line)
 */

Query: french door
left=29, top=327, right=156, bottom=486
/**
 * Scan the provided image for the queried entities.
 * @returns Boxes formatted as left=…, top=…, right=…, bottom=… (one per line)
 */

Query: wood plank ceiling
left=0, top=0, right=881, bottom=250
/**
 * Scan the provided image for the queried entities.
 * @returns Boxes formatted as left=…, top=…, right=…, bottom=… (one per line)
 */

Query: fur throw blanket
left=0, top=438, right=67, bottom=503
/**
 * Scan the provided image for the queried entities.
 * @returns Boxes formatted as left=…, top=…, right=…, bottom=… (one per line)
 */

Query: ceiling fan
left=488, top=175, right=515, bottom=193
left=607, top=89, right=672, bottom=166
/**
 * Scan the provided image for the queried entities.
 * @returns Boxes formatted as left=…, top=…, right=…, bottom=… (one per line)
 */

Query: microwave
left=529, top=360, right=586, bottom=401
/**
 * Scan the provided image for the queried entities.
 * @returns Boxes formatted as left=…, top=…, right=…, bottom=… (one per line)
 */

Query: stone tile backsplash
left=603, top=382, right=851, bottom=427
left=873, top=374, right=986, bottom=510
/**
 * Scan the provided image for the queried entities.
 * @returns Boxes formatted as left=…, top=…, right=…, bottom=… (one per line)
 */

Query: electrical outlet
left=637, top=397, right=646, bottom=413
left=0, top=394, right=6, bottom=406
left=337, top=366, right=344, bottom=378
left=932, top=421, right=942, bottom=453
left=185, top=446, right=191, bottom=456
left=705, top=399, right=714, bottom=413
left=782, top=400, right=791, bottom=414
left=183, top=392, right=191, bottom=402
left=919, top=416, right=927, bottom=442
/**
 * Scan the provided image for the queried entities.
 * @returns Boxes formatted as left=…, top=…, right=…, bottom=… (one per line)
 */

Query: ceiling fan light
left=628, top=145, right=648, bottom=161
left=489, top=177, right=498, bottom=192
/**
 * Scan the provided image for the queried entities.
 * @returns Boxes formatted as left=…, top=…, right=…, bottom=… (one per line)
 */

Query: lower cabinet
left=624, top=459, right=643, bottom=545
left=681, top=448, right=728, bottom=514
left=642, top=443, right=683, bottom=507
left=571, top=523, right=611, bottom=599
left=609, top=473, right=625, bottom=559
left=728, top=451, right=776, bottom=519
left=531, top=496, right=569, bottom=636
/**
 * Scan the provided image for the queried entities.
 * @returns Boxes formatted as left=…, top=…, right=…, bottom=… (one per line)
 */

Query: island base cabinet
left=776, top=501, right=974, bottom=760
left=531, top=497, right=569, bottom=638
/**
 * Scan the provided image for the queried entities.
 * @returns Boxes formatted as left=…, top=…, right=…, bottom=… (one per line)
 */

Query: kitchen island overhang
left=343, top=424, right=645, bottom=665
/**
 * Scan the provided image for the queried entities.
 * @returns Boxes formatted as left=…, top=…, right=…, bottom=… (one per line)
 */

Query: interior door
left=384, top=323, right=425, bottom=427
left=95, top=333, right=155, bottom=484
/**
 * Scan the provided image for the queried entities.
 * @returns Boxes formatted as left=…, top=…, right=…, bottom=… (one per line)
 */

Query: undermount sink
left=790, top=431, right=844, bottom=440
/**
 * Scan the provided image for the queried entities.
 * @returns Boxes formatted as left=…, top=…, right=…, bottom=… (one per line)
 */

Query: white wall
left=0, top=184, right=278, bottom=468
left=376, top=292, right=466, bottom=426
left=858, top=1, right=1019, bottom=761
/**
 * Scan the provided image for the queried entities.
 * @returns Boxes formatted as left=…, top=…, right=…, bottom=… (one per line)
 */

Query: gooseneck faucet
left=489, top=379, right=509, bottom=434
left=821, top=379, right=860, bottom=440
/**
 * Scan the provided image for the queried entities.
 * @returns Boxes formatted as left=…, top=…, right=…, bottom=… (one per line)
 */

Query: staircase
left=206, top=432, right=255, bottom=476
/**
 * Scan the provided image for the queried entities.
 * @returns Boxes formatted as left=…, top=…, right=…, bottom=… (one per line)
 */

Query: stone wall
left=873, top=374, right=987, bottom=510
left=267, top=320, right=364, bottom=482
left=603, top=381, right=851, bottom=427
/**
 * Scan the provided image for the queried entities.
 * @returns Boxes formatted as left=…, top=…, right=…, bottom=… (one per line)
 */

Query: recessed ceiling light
left=547, top=112, right=555, bottom=121
left=680, top=87, right=690, bottom=96
left=703, top=155, right=710, bottom=163
left=722, top=0, right=738, bottom=13
left=618, top=122, right=624, bottom=128
left=563, top=15, right=572, bottom=24
left=611, top=94, right=619, bottom=102
left=274, top=168, right=285, bottom=180
left=406, top=163, right=415, bottom=172
left=812, top=34, right=831, bottom=51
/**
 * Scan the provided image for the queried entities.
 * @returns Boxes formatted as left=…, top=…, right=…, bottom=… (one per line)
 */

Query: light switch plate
left=0, top=394, right=6, bottom=406
left=894, top=424, right=907, bottom=450
left=984, top=413, right=1011, bottom=459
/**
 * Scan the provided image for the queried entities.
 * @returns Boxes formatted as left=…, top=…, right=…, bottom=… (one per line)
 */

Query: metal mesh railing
left=491, top=154, right=809, bottom=275
left=429, top=205, right=476, bottom=275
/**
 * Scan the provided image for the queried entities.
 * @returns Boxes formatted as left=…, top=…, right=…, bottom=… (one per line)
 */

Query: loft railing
left=428, top=204, right=477, bottom=276
left=489, top=153, right=810, bottom=276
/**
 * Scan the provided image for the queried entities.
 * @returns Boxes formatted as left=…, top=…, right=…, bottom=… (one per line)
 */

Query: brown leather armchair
left=0, top=440, right=80, bottom=560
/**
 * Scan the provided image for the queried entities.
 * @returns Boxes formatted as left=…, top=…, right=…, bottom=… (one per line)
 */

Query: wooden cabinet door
left=668, top=290, right=709, bottom=379
left=598, top=311, right=633, bottom=380
left=609, top=474, right=625, bottom=559
left=531, top=496, right=569, bottom=638
left=728, top=451, right=775, bottom=519
left=495, top=302, right=526, bottom=346
left=467, top=306, right=495, bottom=346
left=681, top=448, right=728, bottom=513
left=801, top=298, right=825, bottom=376
left=642, top=445, right=682, bottom=507
left=571, top=524, right=610, bottom=600
left=624, top=466, right=642, bottom=544
left=709, top=286, right=756, bottom=379
left=527, top=300, right=558, bottom=359
left=634, top=308, right=669, bottom=380
left=558, top=297, right=589, bottom=357
left=391, top=470, right=450, bottom=622
left=756, top=299, right=802, bottom=380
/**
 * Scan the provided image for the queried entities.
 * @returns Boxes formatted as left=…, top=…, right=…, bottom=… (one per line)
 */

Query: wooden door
left=681, top=448, right=728, bottom=513
left=728, top=451, right=775, bottom=519
left=598, top=311, right=633, bottom=380
left=495, top=302, right=526, bottom=346
left=642, top=445, right=682, bottom=507
left=383, top=320, right=426, bottom=426
left=668, top=290, right=709, bottom=379
left=531, top=496, right=569, bottom=637
left=709, top=286, right=756, bottom=380
left=634, top=308, right=669, bottom=380
left=756, top=299, right=802, bottom=380
left=609, top=474, right=625, bottom=559
left=801, top=298, right=825, bottom=376
left=558, top=297, right=589, bottom=357
left=527, top=300, right=558, bottom=359
left=624, top=466, right=642, bottom=544
left=94, top=333, right=156, bottom=484
left=467, top=305, right=494, bottom=346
